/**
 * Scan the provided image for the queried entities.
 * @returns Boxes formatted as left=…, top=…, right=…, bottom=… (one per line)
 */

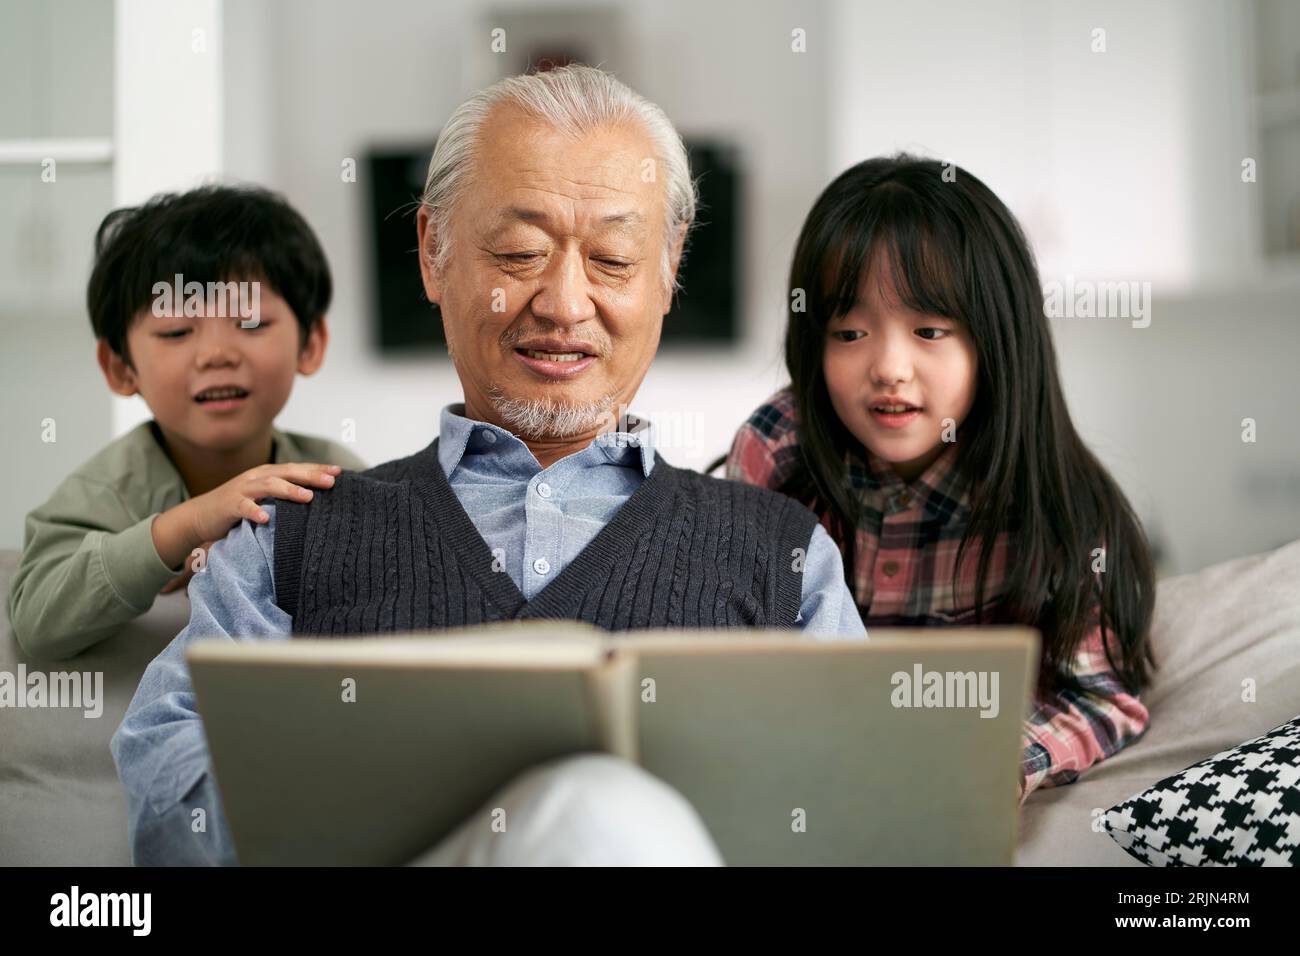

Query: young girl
left=723, top=155, right=1156, bottom=803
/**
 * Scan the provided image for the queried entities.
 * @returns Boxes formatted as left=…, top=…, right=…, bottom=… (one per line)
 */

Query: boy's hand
left=159, top=541, right=214, bottom=594
left=186, top=462, right=341, bottom=542
left=152, top=463, right=342, bottom=571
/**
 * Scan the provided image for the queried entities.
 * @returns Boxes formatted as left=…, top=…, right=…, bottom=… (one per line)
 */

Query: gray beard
left=486, top=388, right=618, bottom=440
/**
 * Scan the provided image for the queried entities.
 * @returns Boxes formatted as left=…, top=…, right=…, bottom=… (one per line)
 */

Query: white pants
left=407, top=753, right=724, bottom=866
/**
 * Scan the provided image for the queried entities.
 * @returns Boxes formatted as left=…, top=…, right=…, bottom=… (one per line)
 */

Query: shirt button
left=533, top=557, right=551, bottom=575
left=481, top=430, right=497, bottom=444
left=897, top=491, right=913, bottom=507
left=536, top=482, right=552, bottom=499
left=882, top=560, right=900, bottom=577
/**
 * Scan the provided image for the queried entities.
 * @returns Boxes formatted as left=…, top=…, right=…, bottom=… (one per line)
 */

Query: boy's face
left=98, top=283, right=327, bottom=452
left=822, top=249, right=978, bottom=482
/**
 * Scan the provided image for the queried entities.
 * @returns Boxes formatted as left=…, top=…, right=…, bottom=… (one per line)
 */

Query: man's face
left=417, top=104, right=682, bottom=439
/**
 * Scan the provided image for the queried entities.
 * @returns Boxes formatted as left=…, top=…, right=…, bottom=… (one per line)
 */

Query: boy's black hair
left=88, top=184, right=332, bottom=365
left=777, top=154, right=1155, bottom=699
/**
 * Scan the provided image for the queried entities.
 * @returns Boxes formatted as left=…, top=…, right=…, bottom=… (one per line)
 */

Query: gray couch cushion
left=1016, top=538, right=1300, bottom=865
left=0, top=549, right=190, bottom=865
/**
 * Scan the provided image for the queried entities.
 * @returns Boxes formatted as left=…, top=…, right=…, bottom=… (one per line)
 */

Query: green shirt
left=8, top=421, right=368, bottom=660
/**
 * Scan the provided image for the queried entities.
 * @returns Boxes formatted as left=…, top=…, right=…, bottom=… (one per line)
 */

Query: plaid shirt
left=725, top=387, right=1150, bottom=802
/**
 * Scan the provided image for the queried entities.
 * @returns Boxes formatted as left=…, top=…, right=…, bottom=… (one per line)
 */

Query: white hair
left=421, top=65, right=697, bottom=296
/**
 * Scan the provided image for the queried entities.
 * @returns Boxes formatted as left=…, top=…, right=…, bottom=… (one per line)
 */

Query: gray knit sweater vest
left=273, top=436, right=819, bottom=635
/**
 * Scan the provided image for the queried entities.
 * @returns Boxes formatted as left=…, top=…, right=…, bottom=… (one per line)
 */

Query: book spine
left=585, top=651, right=640, bottom=764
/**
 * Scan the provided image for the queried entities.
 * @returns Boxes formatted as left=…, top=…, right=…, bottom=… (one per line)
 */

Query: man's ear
left=416, top=206, right=445, bottom=305
left=297, top=316, right=328, bottom=375
left=661, top=221, right=689, bottom=312
left=96, top=339, right=139, bottom=397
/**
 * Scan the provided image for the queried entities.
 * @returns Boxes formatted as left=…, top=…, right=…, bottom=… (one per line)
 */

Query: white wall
left=0, top=0, right=115, bottom=550
left=828, top=0, right=1258, bottom=289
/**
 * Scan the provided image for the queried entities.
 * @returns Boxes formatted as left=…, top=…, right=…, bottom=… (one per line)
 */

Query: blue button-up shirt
left=111, top=404, right=865, bottom=865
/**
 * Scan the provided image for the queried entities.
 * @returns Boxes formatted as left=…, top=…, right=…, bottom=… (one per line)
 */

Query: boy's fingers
left=239, top=497, right=270, bottom=524
left=264, top=477, right=315, bottom=502
left=269, top=463, right=337, bottom=487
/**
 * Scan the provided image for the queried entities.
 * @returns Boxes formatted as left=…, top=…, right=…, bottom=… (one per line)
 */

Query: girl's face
left=822, top=249, right=978, bottom=482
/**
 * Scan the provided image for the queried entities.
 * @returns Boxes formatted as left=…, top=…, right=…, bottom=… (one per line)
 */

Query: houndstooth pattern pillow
left=1103, top=716, right=1300, bottom=866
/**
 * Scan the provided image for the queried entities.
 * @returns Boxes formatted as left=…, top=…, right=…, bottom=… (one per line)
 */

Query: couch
left=2, top=541, right=1297, bottom=866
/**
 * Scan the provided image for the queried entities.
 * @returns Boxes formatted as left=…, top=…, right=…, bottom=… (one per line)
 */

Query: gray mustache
left=501, top=330, right=611, bottom=358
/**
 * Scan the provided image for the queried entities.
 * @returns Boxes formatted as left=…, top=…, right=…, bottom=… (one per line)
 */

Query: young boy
left=8, top=185, right=367, bottom=660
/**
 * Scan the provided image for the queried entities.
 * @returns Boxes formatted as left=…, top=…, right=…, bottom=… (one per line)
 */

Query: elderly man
left=112, top=65, right=863, bottom=866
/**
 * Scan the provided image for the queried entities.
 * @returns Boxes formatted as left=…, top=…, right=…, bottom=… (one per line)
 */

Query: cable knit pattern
left=275, top=436, right=817, bottom=634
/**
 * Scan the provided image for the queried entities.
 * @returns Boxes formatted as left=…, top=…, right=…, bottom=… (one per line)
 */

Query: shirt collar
left=848, top=439, right=970, bottom=520
left=436, top=403, right=657, bottom=478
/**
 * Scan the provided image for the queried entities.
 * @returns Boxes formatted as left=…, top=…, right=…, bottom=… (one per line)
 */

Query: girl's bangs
left=812, top=186, right=967, bottom=326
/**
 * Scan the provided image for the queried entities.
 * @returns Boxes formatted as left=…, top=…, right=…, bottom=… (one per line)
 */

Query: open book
left=189, top=622, right=1037, bottom=865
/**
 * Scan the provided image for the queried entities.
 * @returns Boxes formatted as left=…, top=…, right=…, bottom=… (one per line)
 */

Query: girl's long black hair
left=769, top=154, right=1154, bottom=696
